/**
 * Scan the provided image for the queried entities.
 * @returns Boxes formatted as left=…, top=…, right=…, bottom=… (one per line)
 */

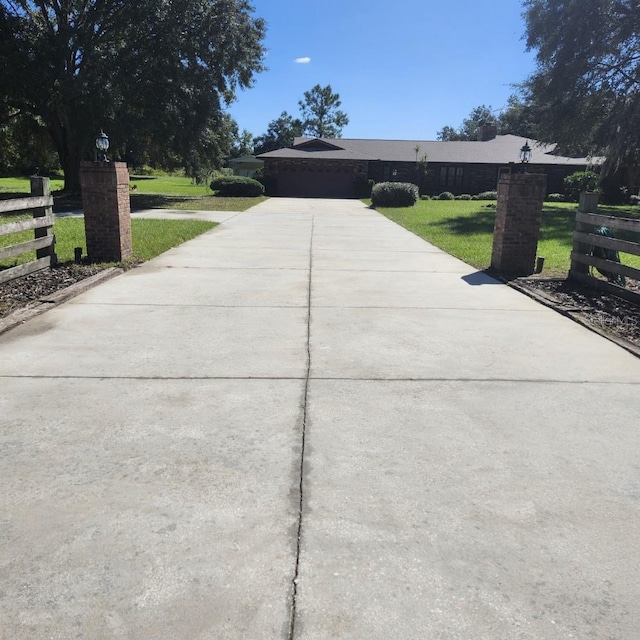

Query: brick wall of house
left=79, top=162, right=132, bottom=262
left=264, top=158, right=368, bottom=179
left=417, top=163, right=583, bottom=197
left=264, top=157, right=586, bottom=199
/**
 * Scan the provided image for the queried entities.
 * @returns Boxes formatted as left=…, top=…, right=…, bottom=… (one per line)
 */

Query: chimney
left=478, top=122, right=498, bottom=141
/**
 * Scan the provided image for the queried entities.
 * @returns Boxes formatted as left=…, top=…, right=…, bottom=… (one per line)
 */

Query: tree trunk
left=47, top=116, right=84, bottom=193
left=625, top=162, right=637, bottom=196
left=62, top=146, right=83, bottom=193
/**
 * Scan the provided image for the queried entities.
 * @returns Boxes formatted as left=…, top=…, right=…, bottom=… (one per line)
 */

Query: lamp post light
left=96, top=130, right=110, bottom=162
left=519, top=141, right=532, bottom=164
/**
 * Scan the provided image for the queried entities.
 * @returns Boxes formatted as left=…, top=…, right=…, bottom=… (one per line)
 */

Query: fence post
left=30, top=176, right=56, bottom=266
left=569, top=191, right=598, bottom=278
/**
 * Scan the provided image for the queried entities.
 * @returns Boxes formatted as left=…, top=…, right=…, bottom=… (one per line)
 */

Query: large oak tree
left=0, top=0, right=266, bottom=190
left=523, top=0, right=640, bottom=188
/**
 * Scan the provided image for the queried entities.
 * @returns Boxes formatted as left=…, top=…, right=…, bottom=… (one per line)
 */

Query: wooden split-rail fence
left=0, top=177, right=56, bottom=286
left=569, top=192, right=640, bottom=305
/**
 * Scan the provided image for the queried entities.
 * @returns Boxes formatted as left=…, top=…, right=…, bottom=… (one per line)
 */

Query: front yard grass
left=373, top=199, right=640, bottom=277
left=0, top=175, right=267, bottom=213
left=1, top=214, right=217, bottom=268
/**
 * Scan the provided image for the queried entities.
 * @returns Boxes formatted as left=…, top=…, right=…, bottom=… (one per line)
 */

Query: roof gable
left=293, top=138, right=346, bottom=152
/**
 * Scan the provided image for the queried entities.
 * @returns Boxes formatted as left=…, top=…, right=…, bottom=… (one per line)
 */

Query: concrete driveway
left=1, top=198, right=640, bottom=639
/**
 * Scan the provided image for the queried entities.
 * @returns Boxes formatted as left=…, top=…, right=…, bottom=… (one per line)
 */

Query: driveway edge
left=0, top=267, right=123, bottom=336
left=507, top=279, right=640, bottom=359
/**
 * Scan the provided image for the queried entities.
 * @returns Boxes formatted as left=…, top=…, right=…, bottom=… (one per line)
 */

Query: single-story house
left=257, top=126, right=599, bottom=198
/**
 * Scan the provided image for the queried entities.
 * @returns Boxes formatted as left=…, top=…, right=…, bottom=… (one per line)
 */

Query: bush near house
left=355, top=177, right=375, bottom=198
left=371, top=182, right=418, bottom=207
left=210, top=175, right=264, bottom=197
left=563, top=171, right=600, bottom=202
left=476, top=190, right=498, bottom=200
left=438, top=192, right=455, bottom=200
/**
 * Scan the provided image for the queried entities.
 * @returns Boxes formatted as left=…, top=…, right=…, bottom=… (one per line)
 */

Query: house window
left=439, top=166, right=464, bottom=189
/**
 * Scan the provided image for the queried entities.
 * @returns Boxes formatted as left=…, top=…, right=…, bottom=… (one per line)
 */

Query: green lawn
left=0, top=176, right=65, bottom=195
left=129, top=175, right=212, bottom=196
left=373, top=199, right=640, bottom=277
left=0, top=175, right=268, bottom=213
left=0, top=172, right=272, bottom=269
left=0, top=215, right=217, bottom=268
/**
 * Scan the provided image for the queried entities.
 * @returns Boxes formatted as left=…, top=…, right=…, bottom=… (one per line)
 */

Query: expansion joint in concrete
left=288, top=215, right=314, bottom=640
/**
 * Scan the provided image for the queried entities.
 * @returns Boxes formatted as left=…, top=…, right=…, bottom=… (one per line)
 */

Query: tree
left=436, top=99, right=538, bottom=141
left=253, top=111, right=304, bottom=154
left=298, top=85, right=349, bottom=138
left=0, top=103, right=59, bottom=175
left=436, top=105, right=495, bottom=141
left=523, top=0, right=640, bottom=189
left=497, top=94, right=538, bottom=139
left=436, top=126, right=463, bottom=142
left=183, top=113, right=237, bottom=185
left=0, top=0, right=266, bottom=191
left=230, top=128, right=255, bottom=158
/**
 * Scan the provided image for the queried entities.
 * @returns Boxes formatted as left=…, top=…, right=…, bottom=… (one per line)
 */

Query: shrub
left=563, top=170, right=600, bottom=202
left=546, top=193, right=565, bottom=202
left=630, top=194, right=640, bottom=206
left=438, top=191, right=455, bottom=200
left=210, top=175, right=264, bottom=197
left=253, top=169, right=277, bottom=196
left=476, top=190, right=498, bottom=200
left=355, top=177, right=375, bottom=198
left=420, top=195, right=431, bottom=200
left=371, top=182, right=419, bottom=207
left=455, top=194, right=472, bottom=200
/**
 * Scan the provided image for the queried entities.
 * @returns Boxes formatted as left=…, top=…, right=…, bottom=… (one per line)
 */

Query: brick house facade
left=258, top=133, right=597, bottom=198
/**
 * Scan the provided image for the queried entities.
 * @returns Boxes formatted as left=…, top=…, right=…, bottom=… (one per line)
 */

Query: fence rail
left=0, top=177, right=56, bottom=286
left=569, top=195, right=640, bottom=305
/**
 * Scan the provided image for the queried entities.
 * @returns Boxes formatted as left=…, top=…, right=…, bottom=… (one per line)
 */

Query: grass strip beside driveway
left=1, top=175, right=268, bottom=213
left=1, top=216, right=217, bottom=268
left=374, top=199, right=640, bottom=277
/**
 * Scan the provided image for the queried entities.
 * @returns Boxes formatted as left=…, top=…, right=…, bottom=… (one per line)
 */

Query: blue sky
left=228, top=0, right=537, bottom=141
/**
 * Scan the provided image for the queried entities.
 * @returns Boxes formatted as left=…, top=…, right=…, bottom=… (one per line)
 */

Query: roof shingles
left=257, top=135, right=599, bottom=166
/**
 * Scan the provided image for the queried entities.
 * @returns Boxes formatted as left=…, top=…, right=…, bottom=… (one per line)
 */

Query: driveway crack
left=288, top=215, right=314, bottom=640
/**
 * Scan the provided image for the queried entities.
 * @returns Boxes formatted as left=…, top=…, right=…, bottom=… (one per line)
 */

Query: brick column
left=79, top=161, right=132, bottom=262
left=491, top=172, right=547, bottom=275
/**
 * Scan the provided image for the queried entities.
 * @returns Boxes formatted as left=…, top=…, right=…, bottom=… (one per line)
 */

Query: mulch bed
left=0, top=264, right=106, bottom=318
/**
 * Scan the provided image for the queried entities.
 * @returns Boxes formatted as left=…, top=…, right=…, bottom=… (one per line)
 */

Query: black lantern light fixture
left=519, top=140, right=532, bottom=164
left=96, top=130, right=110, bottom=162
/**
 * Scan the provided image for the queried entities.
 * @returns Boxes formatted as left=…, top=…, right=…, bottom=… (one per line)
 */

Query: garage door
left=277, top=168, right=356, bottom=198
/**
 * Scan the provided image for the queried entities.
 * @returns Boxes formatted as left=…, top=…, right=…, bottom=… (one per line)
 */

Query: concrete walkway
left=1, top=198, right=640, bottom=639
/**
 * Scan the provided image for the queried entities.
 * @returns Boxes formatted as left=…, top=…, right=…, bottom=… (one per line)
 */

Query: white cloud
left=295, top=57, right=311, bottom=64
